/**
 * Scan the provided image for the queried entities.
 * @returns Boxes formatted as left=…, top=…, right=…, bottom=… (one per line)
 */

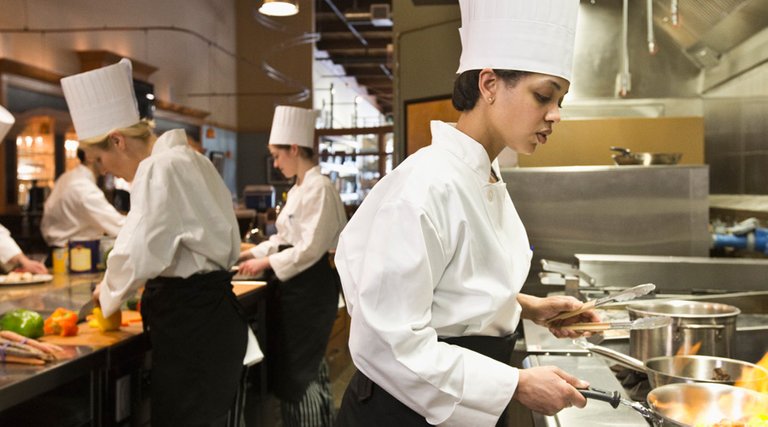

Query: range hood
left=409, top=0, right=767, bottom=69
left=652, top=0, right=768, bottom=68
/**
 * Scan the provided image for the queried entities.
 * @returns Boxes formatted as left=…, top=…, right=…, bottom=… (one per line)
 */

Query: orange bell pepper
left=43, top=307, right=79, bottom=337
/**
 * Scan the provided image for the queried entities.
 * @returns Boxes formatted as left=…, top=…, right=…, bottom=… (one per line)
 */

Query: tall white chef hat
left=0, top=105, right=14, bottom=142
left=61, top=58, right=140, bottom=142
left=457, top=0, right=580, bottom=82
left=268, top=106, right=317, bottom=149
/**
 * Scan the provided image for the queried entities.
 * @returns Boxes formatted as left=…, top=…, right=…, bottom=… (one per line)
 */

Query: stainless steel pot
left=610, top=146, right=682, bottom=166
left=627, top=300, right=740, bottom=361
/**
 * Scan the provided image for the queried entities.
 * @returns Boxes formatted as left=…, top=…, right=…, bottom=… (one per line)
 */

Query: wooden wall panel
left=404, top=99, right=704, bottom=168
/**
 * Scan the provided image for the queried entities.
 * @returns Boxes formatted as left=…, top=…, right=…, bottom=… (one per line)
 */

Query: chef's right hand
left=513, top=366, right=588, bottom=416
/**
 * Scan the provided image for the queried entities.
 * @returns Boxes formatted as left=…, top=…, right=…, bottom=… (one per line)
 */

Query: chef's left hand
left=238, top=257, right=270, bottom=277
left=518, top=294, right=601, bottom=338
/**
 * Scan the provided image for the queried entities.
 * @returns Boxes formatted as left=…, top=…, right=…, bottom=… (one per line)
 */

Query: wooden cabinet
left=325, top=305, right=351, bottom=382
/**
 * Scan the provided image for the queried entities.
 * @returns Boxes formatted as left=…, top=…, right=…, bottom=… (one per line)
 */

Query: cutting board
left=40, top=310, right=143, bottom=348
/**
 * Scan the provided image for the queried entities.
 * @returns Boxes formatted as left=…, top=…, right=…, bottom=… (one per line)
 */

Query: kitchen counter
left=0, top=272, right=268, bottom=425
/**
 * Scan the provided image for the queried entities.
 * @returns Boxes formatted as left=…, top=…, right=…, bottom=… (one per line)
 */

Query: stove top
left=611, top=365, right=652, bottom=402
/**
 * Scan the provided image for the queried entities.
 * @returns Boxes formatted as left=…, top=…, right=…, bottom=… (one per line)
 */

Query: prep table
left=0, top=272, right=267, bottom=426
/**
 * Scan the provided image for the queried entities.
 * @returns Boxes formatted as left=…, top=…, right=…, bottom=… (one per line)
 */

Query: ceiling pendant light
left=259, top=0, right=299, bottom=17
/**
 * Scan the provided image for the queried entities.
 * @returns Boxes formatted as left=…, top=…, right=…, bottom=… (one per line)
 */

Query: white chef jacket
left=249, top=165, right=347, bottom=281
left=41, top=164, right=125, bottom=247
left=334, top=120, right=533, bottom=427
left=0, top=224, right=22, bottom=264
left=99, top=129, right=240, bottom=317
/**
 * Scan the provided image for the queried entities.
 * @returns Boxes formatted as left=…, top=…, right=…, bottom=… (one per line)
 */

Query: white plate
left=0, top=273, right=54, bottom=285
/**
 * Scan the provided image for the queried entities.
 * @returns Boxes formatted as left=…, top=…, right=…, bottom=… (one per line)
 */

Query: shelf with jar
left=316, top=126, right=393, bottom=206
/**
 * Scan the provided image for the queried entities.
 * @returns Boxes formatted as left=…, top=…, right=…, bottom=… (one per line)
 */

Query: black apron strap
left=141, top=270, right=248, bottom=427
left=336, top=333, right=519, bottom=427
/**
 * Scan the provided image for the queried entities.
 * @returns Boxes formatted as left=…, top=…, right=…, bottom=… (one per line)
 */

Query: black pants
left=141, top=270, right=248, bottom=427
left=336, top=334, right=518, bottom=427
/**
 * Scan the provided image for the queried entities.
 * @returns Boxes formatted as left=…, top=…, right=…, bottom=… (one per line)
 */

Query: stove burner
left=610, top=365, right=652, bottom=402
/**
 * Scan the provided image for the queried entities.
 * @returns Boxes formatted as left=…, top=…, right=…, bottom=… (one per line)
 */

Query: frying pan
left=581, top=341, right=768, bottom=390
left=581, top=383, right=768, bottom=427
left=611, top=146, right=682, bottom=166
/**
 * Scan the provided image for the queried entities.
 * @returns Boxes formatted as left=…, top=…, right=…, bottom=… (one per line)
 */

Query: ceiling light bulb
left=259, top=0, right=299, bottom=17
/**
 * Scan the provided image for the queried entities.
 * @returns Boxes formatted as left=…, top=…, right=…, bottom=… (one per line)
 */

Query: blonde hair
left=80, top=119, right=157, bottom=149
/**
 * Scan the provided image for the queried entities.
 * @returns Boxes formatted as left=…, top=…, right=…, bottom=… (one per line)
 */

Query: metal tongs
left=547, top=283, right=656, bottom=322
left=561, top=316, right=671, bottom=332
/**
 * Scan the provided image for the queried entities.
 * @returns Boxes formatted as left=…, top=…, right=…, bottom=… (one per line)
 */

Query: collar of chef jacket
left=151, top=128, right=187, bottom=154
left=429, top=121, right=502, bottom=184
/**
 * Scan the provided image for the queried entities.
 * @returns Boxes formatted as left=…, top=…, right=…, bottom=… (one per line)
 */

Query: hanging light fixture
left=259, top=0, right=299, bottom=17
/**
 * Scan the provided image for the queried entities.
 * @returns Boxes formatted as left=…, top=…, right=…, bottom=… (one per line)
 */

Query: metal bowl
left=610, top=146, right=682, bottom=166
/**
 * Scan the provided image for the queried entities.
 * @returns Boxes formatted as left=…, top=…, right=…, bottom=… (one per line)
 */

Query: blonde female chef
left=238, top=106, right=346, bottom=427
left=334, top=1, right=600, bottom=426
left=0, top=106, right=47, bottom=274
left=61, top=59, right=249, bottom=427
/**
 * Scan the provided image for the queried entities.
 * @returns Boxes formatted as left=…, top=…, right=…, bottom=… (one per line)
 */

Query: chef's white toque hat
left=457, top=0, right=580, bottom=82
left=0, top=105, right=14, bottom=142
left=268, top=106, right=317, bottom=149
left=61, top=58, right=140, bottom=142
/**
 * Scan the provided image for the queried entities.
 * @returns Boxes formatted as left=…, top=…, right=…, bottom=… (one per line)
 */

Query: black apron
left=336, top=333, right=519, bottom=427
left=266, top=248, right=339, bottom=402
left=141, top=270, right=248, bottom=427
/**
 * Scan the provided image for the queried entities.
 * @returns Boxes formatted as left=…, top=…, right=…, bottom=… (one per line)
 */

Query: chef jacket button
left=487, top=190, right=494, bottom=202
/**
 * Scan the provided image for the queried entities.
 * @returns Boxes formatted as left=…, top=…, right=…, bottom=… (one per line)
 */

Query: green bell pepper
left=0, top=309, right=44, bottom=338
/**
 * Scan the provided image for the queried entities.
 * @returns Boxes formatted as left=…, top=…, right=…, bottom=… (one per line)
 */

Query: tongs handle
left=561, top=321, right=629, bottom=331
left=547, top=299, right=597, bottom=322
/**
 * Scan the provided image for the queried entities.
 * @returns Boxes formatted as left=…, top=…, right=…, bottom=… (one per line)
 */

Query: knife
left=561, top=316, right=671, bottom=331
left=548, top=283, right=656, bottom=322
left=77, top=299, right=95, bottom=323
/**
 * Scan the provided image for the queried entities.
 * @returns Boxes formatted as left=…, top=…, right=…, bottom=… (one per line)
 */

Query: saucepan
left=611, top=146, right=682, bottom=166
left=578, top=341, right=768, bottom=390
left=581, top=383, right=768, bottom=427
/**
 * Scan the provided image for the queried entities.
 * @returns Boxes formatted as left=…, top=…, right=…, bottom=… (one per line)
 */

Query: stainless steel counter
left=523, top=354, right=648, bottom=427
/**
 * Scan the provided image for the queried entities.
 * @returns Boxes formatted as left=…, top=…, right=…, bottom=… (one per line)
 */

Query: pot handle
left=678, top=324, right=725, bottom=330
left=579, top=387, right=621, bottom=408
left=574, top=340, right=648, bottom=373
left=610, top=146, right=631, bottom=155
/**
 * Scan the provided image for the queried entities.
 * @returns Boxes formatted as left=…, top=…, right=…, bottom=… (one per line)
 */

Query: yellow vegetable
left=87, top=307, right=122, bottom=332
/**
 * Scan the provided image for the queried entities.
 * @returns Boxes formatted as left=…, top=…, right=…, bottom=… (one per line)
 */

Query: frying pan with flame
left=581, top=383, right=768, bottom=427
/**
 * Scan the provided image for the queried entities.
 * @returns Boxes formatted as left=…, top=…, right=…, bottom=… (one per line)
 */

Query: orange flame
left=676, top=341, right=703, bottom=356
left=653, top=352, right=768, bottom=427
left=734, top=353, right=768, bottom=394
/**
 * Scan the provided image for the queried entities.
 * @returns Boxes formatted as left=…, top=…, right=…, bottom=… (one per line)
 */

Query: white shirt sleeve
left=249, top=232, right=287, bottom=260
left=335, top=199, right=518, bottom=426
left=0, top=224, right=22, bottom=264
left=99, top=162, right=179, bottom=316
left=79, top=181, right=125, bottom=237
left=269, top=182, right=344, bottom=281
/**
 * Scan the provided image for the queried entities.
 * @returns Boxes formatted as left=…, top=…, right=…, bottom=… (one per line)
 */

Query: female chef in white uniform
left=0, top=106, right=47, bottom=274
left=61, top=59, right=248, bottom=427
left=238, top=106, right=346, bottom=427
left=334, top=1, right=600, bottom=426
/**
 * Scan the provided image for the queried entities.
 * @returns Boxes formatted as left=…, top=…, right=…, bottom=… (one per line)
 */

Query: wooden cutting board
left=40, top=310, right=143, bottom=348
